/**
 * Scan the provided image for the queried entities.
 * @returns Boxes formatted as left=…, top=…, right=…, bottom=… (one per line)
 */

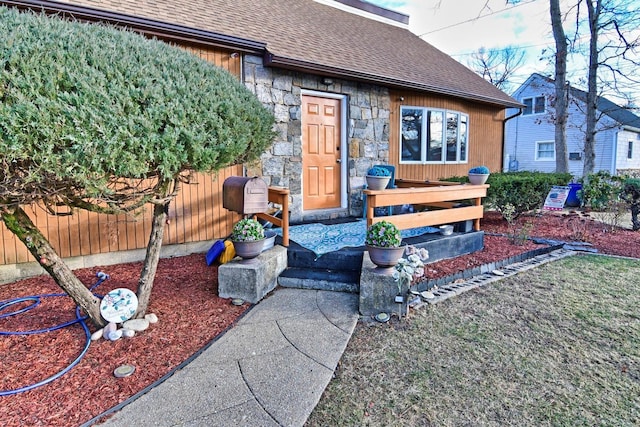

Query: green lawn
left=307, top=254, right=640, bottom=426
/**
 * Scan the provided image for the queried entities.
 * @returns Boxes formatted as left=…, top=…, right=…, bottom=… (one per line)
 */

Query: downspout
left=611, top=128, right=619, bottom=175
left=502, top=109, right=523, bottom=172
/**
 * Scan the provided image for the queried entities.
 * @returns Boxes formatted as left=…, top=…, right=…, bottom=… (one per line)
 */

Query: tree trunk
left=582, top=0, right=601, bottom=177
left=550, top=0, right=570, bottom=174
left=135, top=182, right=173, bottom=318
left=0, top=206, right=104, bottom=327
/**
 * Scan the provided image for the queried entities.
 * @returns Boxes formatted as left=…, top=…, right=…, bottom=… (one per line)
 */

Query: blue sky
left=366, top=0, right=638, bottom=105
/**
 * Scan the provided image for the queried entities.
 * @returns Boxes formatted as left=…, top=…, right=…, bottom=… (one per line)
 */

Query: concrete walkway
left=95, top=288, right=359, bottom=427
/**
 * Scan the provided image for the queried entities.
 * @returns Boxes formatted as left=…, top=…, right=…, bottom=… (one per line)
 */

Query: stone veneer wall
left=243, top=54, right=391, bottom=222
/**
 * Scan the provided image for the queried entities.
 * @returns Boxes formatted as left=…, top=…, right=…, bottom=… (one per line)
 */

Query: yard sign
left=543, top=186, right=570, bottom=211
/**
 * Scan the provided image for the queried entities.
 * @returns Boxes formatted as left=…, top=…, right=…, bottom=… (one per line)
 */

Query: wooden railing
left=363, top=179, right=489, bottom=232
left=255, top=186, right=290, bottom=246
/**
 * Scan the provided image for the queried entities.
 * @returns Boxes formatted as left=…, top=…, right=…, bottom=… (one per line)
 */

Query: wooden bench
left=363, top=179, right=489, bottom=232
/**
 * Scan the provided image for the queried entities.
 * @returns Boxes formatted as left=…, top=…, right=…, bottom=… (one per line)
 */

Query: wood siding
left=389, top=89, right=506, bottom=181
left=1, top=44, right=242, bottom=266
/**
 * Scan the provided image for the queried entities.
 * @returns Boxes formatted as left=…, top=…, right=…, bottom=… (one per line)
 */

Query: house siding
left=615, top=129, right=640, bottom=174
left=506, top=75, right=609, bottom=177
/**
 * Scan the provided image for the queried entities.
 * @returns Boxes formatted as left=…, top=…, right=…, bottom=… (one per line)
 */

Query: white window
left=400, top=106, right=468, bottom=164
left=535, top=141, right=555, bottom=161
left=523, top=96, right=545, bottom=115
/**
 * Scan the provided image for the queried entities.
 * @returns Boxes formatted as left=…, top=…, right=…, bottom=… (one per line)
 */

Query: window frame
left=399, top=106, right=469, bottom=165
left=535, top=140, right=555, bottom=161
left=522, top=96, right=546, bottom=115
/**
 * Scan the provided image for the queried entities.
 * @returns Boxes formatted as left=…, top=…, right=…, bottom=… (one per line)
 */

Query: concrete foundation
left=218, top=245, right=287, bottom=304
left=359, top=251, right=409, bottom=317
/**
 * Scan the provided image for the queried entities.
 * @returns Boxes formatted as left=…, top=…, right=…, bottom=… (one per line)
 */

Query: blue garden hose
left=0, top=272, right=109, bottom=396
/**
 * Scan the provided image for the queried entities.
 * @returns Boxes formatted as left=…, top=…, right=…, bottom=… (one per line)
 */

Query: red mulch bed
left=1, top=210, right=638, bottom=426
left=426, top=210, right=640, bottom=278
left=1, top=255, right=247, bottom=427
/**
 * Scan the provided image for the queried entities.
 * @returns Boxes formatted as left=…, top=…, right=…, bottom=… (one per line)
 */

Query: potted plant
left=365, top=220, right=405, bottom=269
left=230, top=218, right=265, bottom=259
left=366, top=166, right=392, bottom=191
left=468, top=165, right=490, bottom=185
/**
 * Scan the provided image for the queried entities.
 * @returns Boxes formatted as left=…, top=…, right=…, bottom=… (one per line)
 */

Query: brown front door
left=302, top=95, right=342, bottom=210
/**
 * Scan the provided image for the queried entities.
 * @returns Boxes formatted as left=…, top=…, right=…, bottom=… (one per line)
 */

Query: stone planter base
left=359, top=251, right=409, bottom=316
left=218, top=246, right=287, bottom=304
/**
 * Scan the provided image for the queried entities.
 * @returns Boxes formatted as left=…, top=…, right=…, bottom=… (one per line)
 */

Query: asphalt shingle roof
left=35, top=0, right=521, bottom=107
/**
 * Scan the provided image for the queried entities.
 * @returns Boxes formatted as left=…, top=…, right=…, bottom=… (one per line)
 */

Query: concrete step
left=285, top=246, right=364, bottom=271
left=278, top=268, right=360, bottom=293
left=277, top=218, right=485, bottom=294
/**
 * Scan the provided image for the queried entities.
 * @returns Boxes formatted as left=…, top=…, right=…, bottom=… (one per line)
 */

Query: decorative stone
left=107, top=329, right=123, bottom=341
left=113, top=364, right=136, bottom=378
left=421, top=291, right=435, bottom=300
left=102, top=322, right=117, bottom=339
left=100, top=288, right=138, bottom=323
left=231, top=298, right=244, bottom=306
left=123, top=318, right=150, bottom=332
left=374, top=312, right=390, bottom=323
left=492, top=270, right=505, bottom=276
left=91, top=329, right=104, bottom=341
left=122, top=328, right=135, bottom=338
left=145, top=313, right=158, bottom=324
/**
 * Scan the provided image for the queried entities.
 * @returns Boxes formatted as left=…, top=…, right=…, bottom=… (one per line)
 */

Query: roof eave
left=265, top=54, right=522, bottom=109
left=622, top=125, right=640, bottom=133
left=0, top=0, right=266, bottom=53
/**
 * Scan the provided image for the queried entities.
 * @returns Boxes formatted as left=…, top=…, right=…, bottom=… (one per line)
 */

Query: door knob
left=336, top=159, right=342, bottom=163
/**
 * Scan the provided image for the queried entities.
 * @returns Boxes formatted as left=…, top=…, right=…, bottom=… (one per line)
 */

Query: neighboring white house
left=504, top=73, right=640, bottom=178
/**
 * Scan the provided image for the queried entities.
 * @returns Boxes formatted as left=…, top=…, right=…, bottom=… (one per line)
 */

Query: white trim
left=535, top=140, right=555, bottom=161
left=399, top=106, right=469, bottom=165
left=522, top=96, right=546, bottom=116
left=300, top=90, right=348, bottom=211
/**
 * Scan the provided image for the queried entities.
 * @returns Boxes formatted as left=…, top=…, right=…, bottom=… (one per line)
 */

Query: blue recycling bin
left=565, top=183, right=582, bottom=207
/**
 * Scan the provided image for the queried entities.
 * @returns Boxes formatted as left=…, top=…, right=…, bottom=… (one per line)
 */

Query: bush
left=365, top=221, right=401, bottom=247
left=0, top=6, right=275, bottom=209
left=620, top=178, right=640, bottom=231
left=578, top=171, right=625, bottom=210
left=485, top=172, right=572, bottom=219
left=441, top=172, right=572, bottom=219
left=231, top=218, right=265, bottom=241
